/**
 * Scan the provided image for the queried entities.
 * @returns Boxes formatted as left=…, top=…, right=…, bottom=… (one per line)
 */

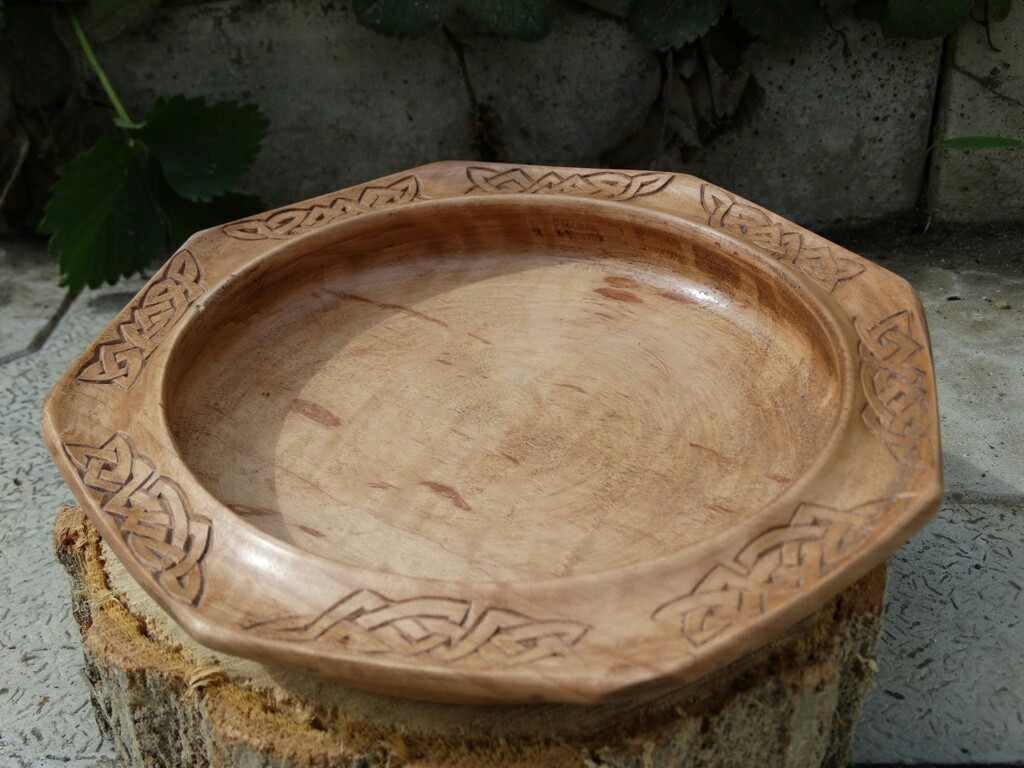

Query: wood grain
left=42, top=162, right=942, bottom=704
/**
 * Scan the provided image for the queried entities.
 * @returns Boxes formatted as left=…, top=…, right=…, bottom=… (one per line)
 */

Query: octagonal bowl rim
left=41, top=161, right=943, bottom=705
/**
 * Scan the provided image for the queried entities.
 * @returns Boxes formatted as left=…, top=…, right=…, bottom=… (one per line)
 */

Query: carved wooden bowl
left=43, top=162, right=942, bottom=705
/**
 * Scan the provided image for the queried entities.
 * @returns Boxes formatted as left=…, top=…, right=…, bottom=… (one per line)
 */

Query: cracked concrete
left=0, top=244, right=145, bottom=768
left=1, top=226, right=1022, bottom=766
left=831, top=225, right=1024, bottom=763
left=930, top=4, right=1024, bottom=223
left=0, top=246, right=70, bottom=363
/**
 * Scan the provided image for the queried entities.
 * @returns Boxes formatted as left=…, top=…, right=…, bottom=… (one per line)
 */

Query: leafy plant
left=876, top=0, right=973, bottom=38
left=353, top=0, right=1011, bottom=47
left=629, top=0, right=728, bottom=51
left=354, top=0, right=554, bottom=40
left=5, top=0, right=1017, bottom=290
left=629, top=0, right=826, bottom=50
left=38, top=13, right=266, bottom=291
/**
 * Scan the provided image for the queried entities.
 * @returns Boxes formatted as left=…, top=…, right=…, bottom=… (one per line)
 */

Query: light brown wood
left=42, top=162, right=942, bottom=705
left=55, top=505, right=888, bottom=768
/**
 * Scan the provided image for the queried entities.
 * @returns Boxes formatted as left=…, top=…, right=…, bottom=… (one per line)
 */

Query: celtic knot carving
left=246, top=591, right=589, bottom=667
left=466, top=166, right=674, bottom=201
left=64, top=433, right=210, bottom=605
left=700, top=185, right=864, bottom=292
left=855, top=311, right=936, bottom=468
left=223, top=176, right=422, bottom=240
left=653, top=499, right=893, bottom=646
left=77, top=249, right=204, bottom=391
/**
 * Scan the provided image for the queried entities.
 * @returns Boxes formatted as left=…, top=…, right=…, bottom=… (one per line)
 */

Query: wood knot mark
left=292, top=398, right=341, bottom=427
left=420, top=481, right=473, bottom=511
left=658, top=290, right=688, bottom=304
left=594, top=287, right=643, bottom=303
left=603, top=275, right=642, bottom=290
left=228, top=504, right=275, bottom=517
left=328, top=289, right=449, bottom=328
left=554, top=223, right=605, bottom=243
left=689, top=443, right=732, bottom=462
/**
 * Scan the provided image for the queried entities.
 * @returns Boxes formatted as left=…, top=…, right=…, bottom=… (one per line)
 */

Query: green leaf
left=884, top=0, right=971, bottom=38
left=931, top=135, right=1022, bottom=150
left=130, top=96, right=268, bottom=202
left=90, top=0, right=160, bottom=40
left=353, top=0, right=451, bottom=37
left=462, top=0, right=553, bottom=40
left=40, top=138, right=165, bottom=290
left=730, top=0, right=825, bottom=43
left=157, top=184, right=264, bottom=245
left=574, top=0, right=631, bottom=18
left=987, top=0, right=1013, bottom=21
left=630, top=0, right=728, bottom=50
left=113, top=115, right=145, bottom=130
left=144, top=152, right=263, bottom=244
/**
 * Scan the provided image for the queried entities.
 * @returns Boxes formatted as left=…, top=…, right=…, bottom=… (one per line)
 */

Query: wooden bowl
left=43, top=162, right=942, bottom=705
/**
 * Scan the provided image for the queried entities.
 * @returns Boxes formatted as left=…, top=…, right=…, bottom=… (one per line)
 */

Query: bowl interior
left=166, top=198, right=846, bottom=582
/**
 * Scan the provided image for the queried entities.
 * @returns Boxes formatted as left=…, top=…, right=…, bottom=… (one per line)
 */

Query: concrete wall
left=91, top=0, right=1024, bottom=231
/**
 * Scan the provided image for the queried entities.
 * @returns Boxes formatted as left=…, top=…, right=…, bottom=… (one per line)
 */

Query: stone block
left=96, top=1, right=469, bottom=207
left=462, top=5, right=661, bottom=167
left=678, top=17, right=942, bottom=228
left=929, top=7, right=1024, bottom=223
left=89, top=4, right=948, bottom=229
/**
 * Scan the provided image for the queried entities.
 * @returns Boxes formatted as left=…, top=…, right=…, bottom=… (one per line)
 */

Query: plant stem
left=67, top=11, right=134, bottom=126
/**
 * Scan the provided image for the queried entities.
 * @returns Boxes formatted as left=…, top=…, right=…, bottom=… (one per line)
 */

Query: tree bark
left=54, top=505, right=885, bottom=768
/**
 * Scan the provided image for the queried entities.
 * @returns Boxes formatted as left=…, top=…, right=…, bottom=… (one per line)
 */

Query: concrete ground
left=0, top=226, right=1021, bottom=767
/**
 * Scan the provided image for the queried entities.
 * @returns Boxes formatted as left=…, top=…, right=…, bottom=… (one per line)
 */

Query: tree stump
left=55, top=506, right=886, bottom=768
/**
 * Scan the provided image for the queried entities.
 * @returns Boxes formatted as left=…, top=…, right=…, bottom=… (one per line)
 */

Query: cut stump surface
left=55, top=506, right=886, bottom=768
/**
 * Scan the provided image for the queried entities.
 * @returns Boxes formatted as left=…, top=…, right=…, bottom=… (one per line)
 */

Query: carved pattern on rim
left=466, top=166, right=674, bottom=201
left=652, top=498, right=896, bottom=646
left=223, top=176, right=422, bottom=240
left=700, top=185, right=865, bottom=292
left=245, top=591, right=589, bottom=667
left=855, top=310, right=936, bottom=468
left=77, top=250, right=204, bottom=391
left=64, top=432, right=210, bottom=606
